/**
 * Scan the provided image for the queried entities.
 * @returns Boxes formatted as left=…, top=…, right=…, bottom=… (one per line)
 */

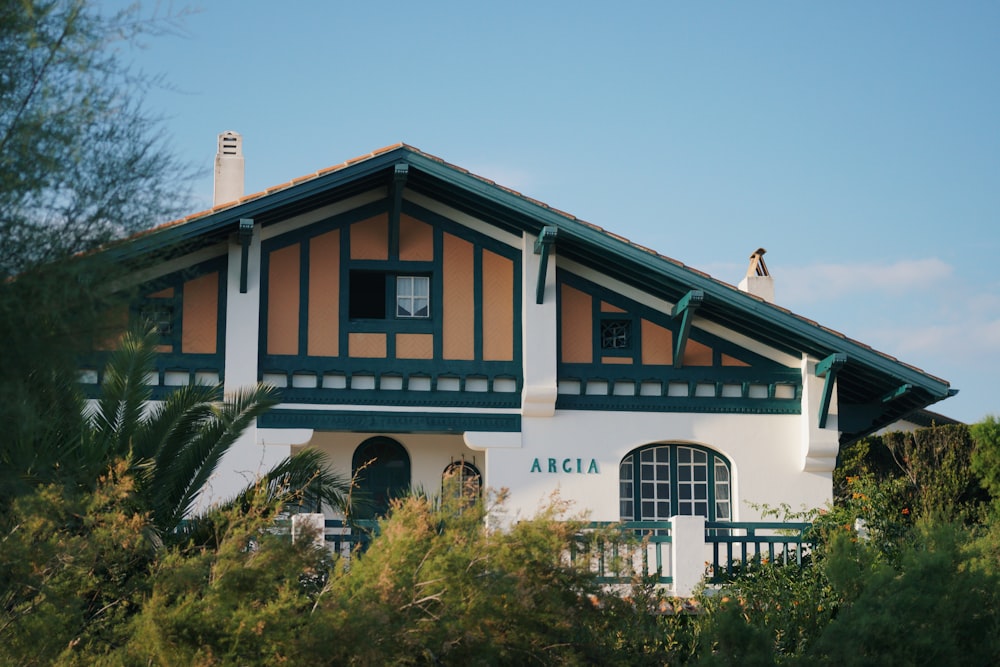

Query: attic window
left=349, top=271, right=430, bottom=320
left=140, top=303, right=174, bottom=337
left=601, top=319, right=632, bottom=350
left=396, top=276, right=429, bottom=318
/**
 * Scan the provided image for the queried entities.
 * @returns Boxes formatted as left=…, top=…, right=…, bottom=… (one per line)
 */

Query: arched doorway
left=352, top=437, right=411, bottom=520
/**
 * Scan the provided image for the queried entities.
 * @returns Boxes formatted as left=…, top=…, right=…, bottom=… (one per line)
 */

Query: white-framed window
left=619, top=444, right=731, bottom=521
left=348, top=272, right=431, bottom=320
left=396, top=275, right=430, bottom=318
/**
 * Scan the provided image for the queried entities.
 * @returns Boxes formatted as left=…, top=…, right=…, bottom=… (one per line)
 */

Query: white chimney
left=213, top=131, right=244, bottom=206
left=738, top=247, right=775, bottom=303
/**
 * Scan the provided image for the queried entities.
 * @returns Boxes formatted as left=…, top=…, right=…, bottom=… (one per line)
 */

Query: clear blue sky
left=118, top=1, right=999, bottom=423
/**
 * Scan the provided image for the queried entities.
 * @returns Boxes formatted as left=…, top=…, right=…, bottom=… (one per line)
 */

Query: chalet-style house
left=89, top=134, right=954, bottom=527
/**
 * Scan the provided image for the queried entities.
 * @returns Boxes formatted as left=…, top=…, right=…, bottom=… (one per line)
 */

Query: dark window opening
left=139, top=303, right=174, bottom=337
left=349, top=271, right=386, bottom=319
left=601, top=319, right=632, bottom=350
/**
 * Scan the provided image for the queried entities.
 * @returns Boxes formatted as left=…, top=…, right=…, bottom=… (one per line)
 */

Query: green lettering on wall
left=530, top=458, right=541, bottom=473
left=588, top=459, right=599, bottom=474
left=548, top=458, right=557, bottom=473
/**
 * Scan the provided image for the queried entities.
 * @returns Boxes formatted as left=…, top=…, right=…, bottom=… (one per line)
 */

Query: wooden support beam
left=238, top=218, right=254, bottom=294
left=670, top=290, right=704, bottom=368
left=815, top=353, right=846, bottom=429
left=534, top=226, right=558, bottom=304
left=389, top=163, right=408, bottom=233
left=881, top=383, right=913, bottom=404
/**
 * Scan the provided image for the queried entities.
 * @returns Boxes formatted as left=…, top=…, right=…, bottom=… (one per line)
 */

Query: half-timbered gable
left=257, top=200, right=521, bottom=411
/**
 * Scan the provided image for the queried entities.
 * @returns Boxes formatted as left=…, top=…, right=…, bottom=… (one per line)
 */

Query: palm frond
left=227, top=449, right=352, bottom=515
left=89, top=327, right=157, bottom=461
left=154, top=383, right=278, bottom=531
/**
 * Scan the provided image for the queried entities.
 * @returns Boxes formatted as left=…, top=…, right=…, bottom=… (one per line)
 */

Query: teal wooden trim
left=258, top=409, right=521, bottom=433
left=534, top=226, right=557, bottom=304
left=882, top=383, right=913, bottom=404
left=238, top=218, right=253, bottom=293
left=388, top=163, right=408, bottom=256
left=260, top=356, right=520, bottom=394
left=705, top=521, right=812, bottom=579
left=558, top=271, right=789, bottom=371
left=432, top=226, right=445, bottom=360
left=339, top=224, right=351, bottom=357
left=575, top=522, right=672, bottom=585
left=348, top=259, right=435, bottom=272
left=297, top=238, right=309, bottom=357
left=815, top=352, right=846, bottom=378
left=815, top=353, right=846, bottom=429
left=114, top=145, right=950, bottom=414
left=474, top=245, right=484, bottom=360
left=343, top=318, right=435, bottom=334
left=557, top=364, right=801, bottom=412
left=260, top=198, right=389, bottom=252
left=560, top=394, right=800, bottom=415
left=671, top=290, right=704, bottom=369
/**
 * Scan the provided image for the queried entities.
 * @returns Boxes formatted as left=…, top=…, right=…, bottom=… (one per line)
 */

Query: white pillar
left=224, top=222, right=261, bottom=393
left=800, top=354, right=841, bottom=473
left=670, top=515, right=706, bottom=598
left=520, top=232, right=558, bottom=417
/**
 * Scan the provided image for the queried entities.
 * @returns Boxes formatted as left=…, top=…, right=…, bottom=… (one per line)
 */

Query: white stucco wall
left=476, top=410, right=833, bottom=523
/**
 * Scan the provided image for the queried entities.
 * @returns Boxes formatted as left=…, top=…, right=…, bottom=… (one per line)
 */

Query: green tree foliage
left=0, top=0, right=189, bottom=274
left=0, top=464, right=154, bottom=665
left=882, top=425, right=983, bottom=522
left=0, top=0, right=192, bottom=512
left=111, top=491, right=696, bottom=666
left=971, top=415, right=1000, bottom=517
left=809, top=521, right=1000, bottom=666
left=837, top=425, right=984, bottom=524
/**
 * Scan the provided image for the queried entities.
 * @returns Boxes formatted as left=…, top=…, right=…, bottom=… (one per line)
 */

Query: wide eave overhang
left=115, top=145, right=953, bottom=444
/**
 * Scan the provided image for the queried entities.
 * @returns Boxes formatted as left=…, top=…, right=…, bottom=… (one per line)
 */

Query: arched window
left=619, top=444, right=731, bottom=521
left=352, top=437, right=411, bottom=520
left=442, top=459, right=482, bottom=502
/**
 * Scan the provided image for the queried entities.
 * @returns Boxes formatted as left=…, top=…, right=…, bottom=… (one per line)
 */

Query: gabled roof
left=117, top=144, right=954, bottom=444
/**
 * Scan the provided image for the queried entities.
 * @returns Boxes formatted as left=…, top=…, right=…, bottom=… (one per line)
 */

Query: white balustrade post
left=670, top=515, right=706, bottom=598
left=292, top=513, right=326, bottom=550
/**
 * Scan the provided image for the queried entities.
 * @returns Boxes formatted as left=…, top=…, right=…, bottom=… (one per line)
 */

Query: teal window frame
left=347, top=269, right=432, bottom=323
left=133, top=294, right=181, bottom=351
left=599, top=316, right=634, bottom=354
left=619, top=444, right=731, bottom=522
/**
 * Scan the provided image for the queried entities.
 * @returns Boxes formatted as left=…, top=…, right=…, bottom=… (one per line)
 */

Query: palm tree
left=84, top=328, right=350, bottom=544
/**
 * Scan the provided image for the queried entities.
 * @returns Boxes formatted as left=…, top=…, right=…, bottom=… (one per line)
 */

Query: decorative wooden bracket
left=881, top=383, right=913, bottom=404
left=670, top=290, right=704, bottom=368
left=815, top=352, right=847, bottom=429
left=534, top=226, right=558, bottom=304
left=238, top=218, right=254, bottom=294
